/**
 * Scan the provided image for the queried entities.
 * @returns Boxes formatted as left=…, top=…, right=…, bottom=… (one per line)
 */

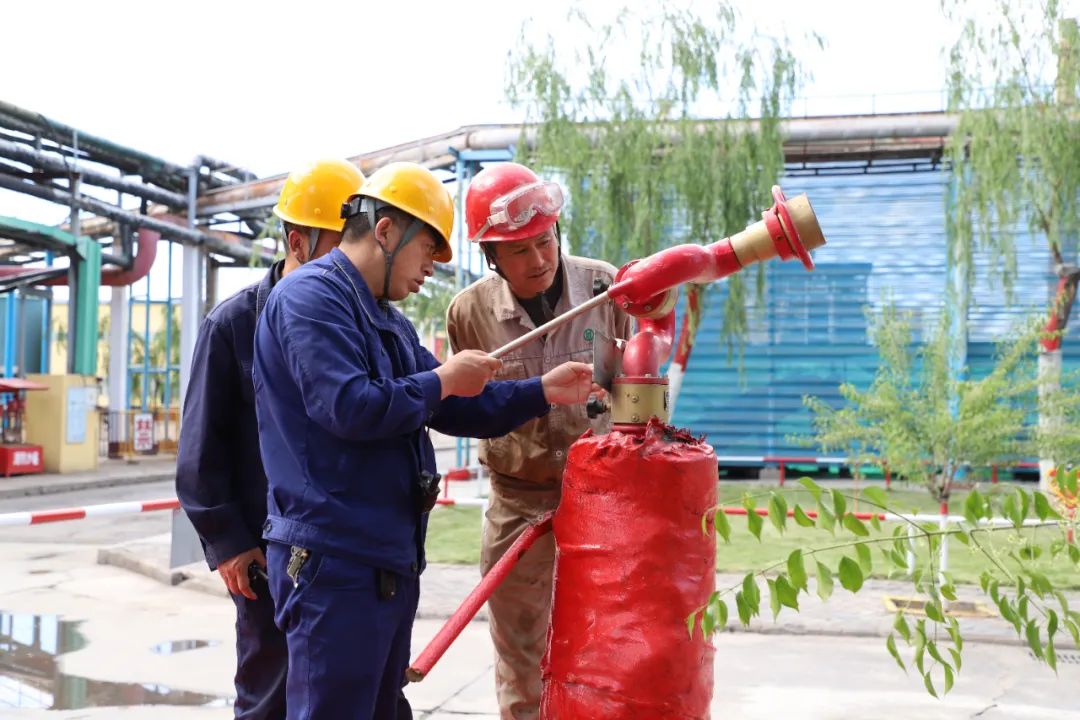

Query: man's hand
left=435, top=350, right=503, bottom=399
left=218, top=547, right=266, bottom=600
left=590, top=383, right=609, bottom=403
left=542, top=362, right=594, bottom=405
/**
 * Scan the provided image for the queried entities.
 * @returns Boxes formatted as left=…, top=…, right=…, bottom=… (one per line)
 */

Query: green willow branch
left=710, top=514, right=1064, bottom=603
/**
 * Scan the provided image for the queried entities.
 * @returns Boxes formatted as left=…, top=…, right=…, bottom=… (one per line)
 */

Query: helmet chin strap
left=306, top=227, right=320, bottom=263
left=283, top=221, right=320, bottom=264
left=361, top=198, right=424, bottom=308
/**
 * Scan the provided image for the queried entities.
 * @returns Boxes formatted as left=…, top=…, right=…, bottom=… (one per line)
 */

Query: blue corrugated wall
left=669, top=165, right=1074, bottom=459
left=0, top=294, right=48, bottom=376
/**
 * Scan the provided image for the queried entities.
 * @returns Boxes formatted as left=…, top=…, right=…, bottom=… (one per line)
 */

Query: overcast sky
left=2, top=0, right=963, bottom=171
left=1, top=0, right=1060, bottom=302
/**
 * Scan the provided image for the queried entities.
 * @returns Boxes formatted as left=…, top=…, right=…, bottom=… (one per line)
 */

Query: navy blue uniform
left=176, top=262, right=288, bottom=719
left=254, top=248, right=550, bottom=719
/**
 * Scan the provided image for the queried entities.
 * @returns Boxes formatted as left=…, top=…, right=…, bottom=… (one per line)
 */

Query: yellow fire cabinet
left=24, top=374, right=101, bottom=474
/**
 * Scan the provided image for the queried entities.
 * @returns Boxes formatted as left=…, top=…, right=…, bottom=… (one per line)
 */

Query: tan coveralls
left=446, top=254, right=635, bottom=719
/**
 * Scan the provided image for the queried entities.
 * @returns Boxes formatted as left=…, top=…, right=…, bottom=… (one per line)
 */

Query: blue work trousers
left=231, top=582, right=288, bottom=719
left=267, top=542, right=418, bottom=720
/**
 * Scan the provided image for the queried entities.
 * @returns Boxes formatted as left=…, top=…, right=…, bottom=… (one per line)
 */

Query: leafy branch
left=690, top=477, right=1079, bottom=698
left=507, top=2, right=806, bottom=355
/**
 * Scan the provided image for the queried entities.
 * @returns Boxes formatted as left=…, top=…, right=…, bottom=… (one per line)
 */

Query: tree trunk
left=1042, top=20, right=1080, bottom=496
left=939, top=498, right=950, bottom=579
left=668, top=283, right=704, bottom=416
left=1038, top=348, right=1063, bottom=493
left=1038, top=268, right=1080, bottom=494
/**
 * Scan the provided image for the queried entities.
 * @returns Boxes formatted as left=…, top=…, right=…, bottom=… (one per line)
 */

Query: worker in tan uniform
left=446, top=162, right=635, bottom=720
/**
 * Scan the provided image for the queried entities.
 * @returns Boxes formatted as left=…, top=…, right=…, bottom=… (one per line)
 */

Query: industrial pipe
left=603, top=186, right=826, bottom=431
left=0, top=172, right=269, bottom=264
left=0, top=100, right=230, bottom=193
left=489, top=187, right=825, bottom=372
left=105, top=221, right=136, bottom=271
left=607, top=188, right=822, bottom=320
left=0, top=267, right=68, bottom=293
left=461, top=113, right=960, bottom=154
left=69, top=208, right=264, bottom=242
left=407, top=513, right=554, bottom=682
left=0, top=138, right=188, bottom=207
left=0, top=227, right=158, bottom=287
left=196, top=154, right=257, bottom=183
left=193, top=112, right=960, bottom=217
left=620, top=311, right=676, bottom=377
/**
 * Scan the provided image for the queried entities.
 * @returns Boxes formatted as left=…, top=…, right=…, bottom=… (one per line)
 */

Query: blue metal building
left=670, top=163, right=1070, bottom=464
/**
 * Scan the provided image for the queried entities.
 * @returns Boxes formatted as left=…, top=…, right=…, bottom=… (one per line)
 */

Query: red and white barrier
left=434, top=497, right=487, bottom=508
left=0, top=495, right=487, bottom=528
left=0, top=498, right=180, bottom=527
left=444, top=464, right=487, bottom=482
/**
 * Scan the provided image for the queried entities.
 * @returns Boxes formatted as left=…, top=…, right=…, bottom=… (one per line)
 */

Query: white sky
left=1, top=0, right=1063, bottom=303
left=2, top=0, right=963, bottom=170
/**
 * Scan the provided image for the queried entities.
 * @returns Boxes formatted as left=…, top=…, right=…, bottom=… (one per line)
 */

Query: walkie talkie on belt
left=416, top=470, right=441, bottom=514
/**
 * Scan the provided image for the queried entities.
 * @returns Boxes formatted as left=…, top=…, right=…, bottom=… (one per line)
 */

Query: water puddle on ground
left=0, top=610, right=231, bottom=710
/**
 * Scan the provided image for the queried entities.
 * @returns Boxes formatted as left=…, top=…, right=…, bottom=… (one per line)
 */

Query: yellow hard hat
left=353, top=162, right=454, bottom=262
left=273, top=159, right=366, bottom=232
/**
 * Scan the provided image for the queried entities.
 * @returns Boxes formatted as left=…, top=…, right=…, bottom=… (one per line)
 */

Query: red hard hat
left=465, top=163, right=563, bottom=244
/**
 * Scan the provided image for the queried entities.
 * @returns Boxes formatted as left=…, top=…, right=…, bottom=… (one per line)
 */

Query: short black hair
left=342, top=205, right=416, bottom=244
left=281, top=221, right=306, bottom=237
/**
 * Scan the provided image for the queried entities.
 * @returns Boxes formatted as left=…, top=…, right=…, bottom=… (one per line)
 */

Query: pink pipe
left=0, top=228, right=159, bottom=286
left=605, top=186, right=820, bottom=378
left=408, top=512, right=554, bottom=682
left=609, top=240, right=741, bottom=377
left=607, top=239, right=742, bottom=314
left=94, top=228, right=159, bottom=286
left=621, top=311, right=676, bottom=376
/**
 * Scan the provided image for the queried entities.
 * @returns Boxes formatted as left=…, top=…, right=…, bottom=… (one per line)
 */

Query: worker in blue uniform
left=253, top=161, right=593, bottom=720
left=176, top=159, right=365, bottom=720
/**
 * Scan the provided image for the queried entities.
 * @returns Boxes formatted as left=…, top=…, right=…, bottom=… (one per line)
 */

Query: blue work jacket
left=176, top=261, right=283, bottom=570
left=253, top=248, right=550, bottom=576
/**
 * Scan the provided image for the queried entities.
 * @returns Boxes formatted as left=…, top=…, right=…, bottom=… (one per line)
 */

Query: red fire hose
left=407, top=512, right=554, bottom=682
left=408, top=187, right=825, bottom=711
left=542, top=421, right=718, bottom=718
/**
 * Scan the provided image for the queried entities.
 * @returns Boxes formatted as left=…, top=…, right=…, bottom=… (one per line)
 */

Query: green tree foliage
left=788, top=302, right=1080, bottom=694
left=942, top=2, right=1079, bottom=486
left=693, top=477, right=1079, bottom=699
left=507, top=2, right=803, bottom=350
left=944, top=0, right=1079, bottom=298
left=804, top=307, right=1062, bottom=505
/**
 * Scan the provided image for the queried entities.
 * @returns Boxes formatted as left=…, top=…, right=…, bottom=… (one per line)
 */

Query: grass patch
left=714, top=515, right=1079, bottom=589
left=426, top=506, right=482, bottom=564
left=424, top=483, right=1079, bottom=588
left=717, top=483, right=1008, bottom=517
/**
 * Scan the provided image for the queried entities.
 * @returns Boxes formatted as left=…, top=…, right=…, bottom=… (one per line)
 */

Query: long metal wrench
left=488, top=292, right=612, bottom=359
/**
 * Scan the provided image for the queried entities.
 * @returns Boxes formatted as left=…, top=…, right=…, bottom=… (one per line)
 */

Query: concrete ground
left=4, top=539, right=1080, bottom=719
left=2, top=457, right=1079, bottom=718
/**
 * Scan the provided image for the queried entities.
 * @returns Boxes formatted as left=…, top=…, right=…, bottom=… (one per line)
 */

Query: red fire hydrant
left=409, top=187, right=826, bottom=719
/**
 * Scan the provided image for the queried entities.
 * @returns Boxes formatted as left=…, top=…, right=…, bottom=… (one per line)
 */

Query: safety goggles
left=471, top=181, right=564, bottom=241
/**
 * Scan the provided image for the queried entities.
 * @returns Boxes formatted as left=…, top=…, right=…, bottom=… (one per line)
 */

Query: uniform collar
left=256, top=260, right=285, bottom=318
left=493, top=254, right=586, bottom=329
left=326, top=247, right=396, bottom=331
left=562, top=254, right=591, bottom=309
